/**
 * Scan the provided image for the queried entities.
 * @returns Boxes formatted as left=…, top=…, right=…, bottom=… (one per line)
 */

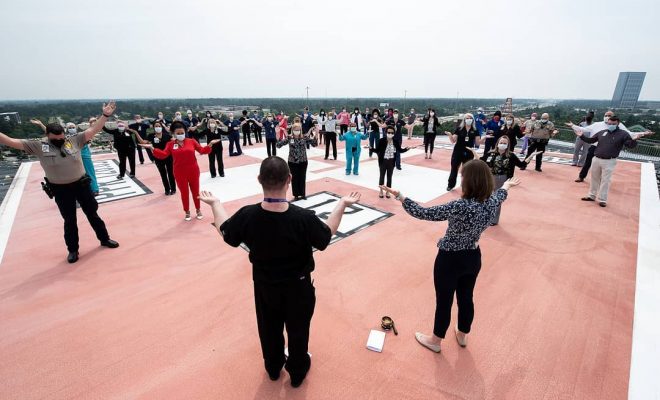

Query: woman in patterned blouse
left=380, top=161, right=521, bottom=353
left=276, top=123, right=317, bottom=200
left=478, top=136, right=540, bottom=225
left=370, top=126, right=411, bottom=198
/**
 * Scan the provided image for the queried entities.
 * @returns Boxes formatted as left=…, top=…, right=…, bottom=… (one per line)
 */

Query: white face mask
left=154, top=127, right=163, bottom=133
left=67, top=128, right=77, bottom=134
left=158, top=114, right=164, bottom=119
left=229, top=116, right=234, bottom=120
left=267, top=117, right=273, bottom=121
left=506, top=119, right=513, bottom=125
left=531, top=116, right=537, bottom=120
left=187, top=113, right=192, bottom=117
left=293, top=130, right=302, bottom=136
left=386, top=133, right=394, bottom=139
left=117, top=126, right=125, bottom=132
left=175, top=115, right=182, bottom=121
left=209, top=124, right=216, bottom=130
left=430, top=112, right=435, bottom=116
left=498, top=143, right=508, bottom=151
left=540, top=119, right=548, bottom=123
left=176, top=134, right=185, bottom=141
left=604, top=115, right=611, bottom=122
left=393, top=114, right=399, bottom=119
left=465, top=119, right=473, bottom=125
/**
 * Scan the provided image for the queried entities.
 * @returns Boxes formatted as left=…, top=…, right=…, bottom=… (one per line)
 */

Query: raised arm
left=198, top=191, right=230, bottom=231
left=323, top=192, right=360, bottom=236
left=30, top=118, right=47, bottom=133
left=83, top=101, right=116, bottom=142
left=0, top=131, right=25, bottom=151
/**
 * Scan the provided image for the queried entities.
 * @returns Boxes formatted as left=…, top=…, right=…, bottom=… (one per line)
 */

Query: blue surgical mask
left=607, top=124, right=617, bottom=132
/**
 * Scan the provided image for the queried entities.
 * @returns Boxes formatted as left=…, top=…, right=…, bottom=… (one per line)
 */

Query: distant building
left=502, top=98, right=513, bottom=114
left=0, top=112, right=21, bottom=124
left=611, top=72, right=646, bottom=109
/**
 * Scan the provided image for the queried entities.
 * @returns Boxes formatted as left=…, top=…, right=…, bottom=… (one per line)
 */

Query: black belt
left=49, top=175, right=89, bottom=187
left=596, top=156, right=615, bottom=160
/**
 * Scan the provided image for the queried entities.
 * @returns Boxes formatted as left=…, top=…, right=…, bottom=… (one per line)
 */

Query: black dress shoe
left=267, top=370, right=281, bottom=381
left=581, top=196, right=595, bottom=202
left=599, top=202, right=607, bottom=207
left=290, top=373, right=307, bottom=388
left=67, top=251, right=79, bottom=264
left=575, top=178, right=584, bottom=182
left=535, top=168, right=542, bottom=172
left=220, top=174, right=225, bottom=177
left=100, top=239, right=119, bottom=248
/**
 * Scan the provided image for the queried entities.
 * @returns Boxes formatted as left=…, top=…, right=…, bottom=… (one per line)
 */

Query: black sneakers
left=100, top=239, right=120, bottom=248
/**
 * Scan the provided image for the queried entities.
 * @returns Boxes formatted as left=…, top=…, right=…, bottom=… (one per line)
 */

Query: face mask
left=393, top=114, right=399, bottom=119
left=607, top=124, right=617, bottom=131
left=154, top=127, right=163, bottom=133
left=540, top=119, right=548, bottom=123
left=206, top=113, right=211, bottom=118
left=67, top=128, right=77, bottom=134
left=430, top=112, right=435, bottom=116
left=187, top=113, right=192, bottom=117
left=465, top=118, right=473, bottom=125
left=50, top=138, right=65, bottom=147
left=293, top=130, right=301, bottom=136
left=531, top=116, right=537, bottom=120
left=175, top=115, right=182, bottom=121
left=209, top=124, right=216, bottom=130
left=117, top=126, right=125, bottom=132
left=354, top=111, right=359, bottom=114
left=498, top=143, right=508, bottom=151
left=229, top=116, right=234, bottom=121
left=604, top=116, right=611, bottom=122
left=176, top=134, right=185, bottom=141
left=386, top=133, right=394, bottom=139
left=506, top=119, right=513, bottom=125
left=373, top=114, right=378, bottom=118
left=267, top=117, right=273, bottom=121
left=158, top=114, right=164, bottom=119
left=136, top=119, right=142, bottom=124
left=350, top=127, right=356, bottom=132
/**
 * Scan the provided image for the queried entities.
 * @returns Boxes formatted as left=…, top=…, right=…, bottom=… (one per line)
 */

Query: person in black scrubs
left=240, top=110, right=254, bottom=146
left=199, top=118, right=227, bottom=178
left=135, top=120, right=176, bottom=195
left=199, top=156, right=361, bottom=388
left=129, top=114, right=154, bottom=164
left=422, top=108, right=440, bottom=159
left=371, top=126, right=411, bottom=198
left=500, top=114, right=524, bottom=152
left=444, top=113, right=489, bottom=191
left=104, top=121, right=136, bottom=179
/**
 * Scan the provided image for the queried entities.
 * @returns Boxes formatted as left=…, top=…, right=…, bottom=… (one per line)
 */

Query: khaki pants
left=588, top=157, right=617, bottom=203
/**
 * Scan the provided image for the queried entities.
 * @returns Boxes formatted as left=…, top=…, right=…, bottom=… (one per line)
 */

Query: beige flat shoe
left=415, top=332, right=441, bottom=353
left=455, top=328, right=467, bottom=347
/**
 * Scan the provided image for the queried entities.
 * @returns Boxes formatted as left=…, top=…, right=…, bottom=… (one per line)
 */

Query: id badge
left=173, top=144, right=179, bottom=150
left=41, top=144, right=50, bottom=153
left=602, top=132, right=608, bottom=137
left=464, top=135, right=470, bottom=142
left=289, top=139, right=294, bottom=144
left=124, top=132, right=130, bottom=137
left=154, top=137, right=161, bottom=144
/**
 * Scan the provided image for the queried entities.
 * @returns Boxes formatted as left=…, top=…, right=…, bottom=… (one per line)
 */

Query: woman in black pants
left=323, top=112, right=338, bottom=160
left=371, top=126, right=410, bottom=198
left=381, top=161, right=521, bottom=352
left=422, top=109, right=439, bottom=159
left=135, top=121, right=176, bottom=195
left=199, top=119, right=227, bottom=178
left=444, top=113, right=489, bottom=191
left=277, top=123, right=317, bottom=200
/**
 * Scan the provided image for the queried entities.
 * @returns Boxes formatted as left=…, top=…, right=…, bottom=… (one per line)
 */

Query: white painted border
left=0, top=162, right=33, bottom=266
left=629, top=162, right=660, bottom=400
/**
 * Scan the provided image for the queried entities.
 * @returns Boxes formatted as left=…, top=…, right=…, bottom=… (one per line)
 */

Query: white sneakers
left=184, top=212, right=191, bottom=221
left=196, top=209, right=203, bottom=220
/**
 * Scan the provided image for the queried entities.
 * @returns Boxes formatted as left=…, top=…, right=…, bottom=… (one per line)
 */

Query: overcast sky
left=1, top=0, right=657, bottom=101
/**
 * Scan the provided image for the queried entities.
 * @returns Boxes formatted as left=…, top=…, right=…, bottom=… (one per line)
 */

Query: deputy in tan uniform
left=0, top=101, right=120, bottom=263
left=525, top=112, right=558, bottom=172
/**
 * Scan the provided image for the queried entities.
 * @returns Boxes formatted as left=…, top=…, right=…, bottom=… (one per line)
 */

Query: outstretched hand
left=564, top=122, right=573, bottom=127
left=138, top=143, right=153, bottom=149
left=208, top=139, right=221, bottom=146
left=198, top=190, right=219, bottom=205
left=341, top=191, right=361, bottom=206
left=102, top=101, right=117, bottom=117
left=502, top=177, right=521, bottom=190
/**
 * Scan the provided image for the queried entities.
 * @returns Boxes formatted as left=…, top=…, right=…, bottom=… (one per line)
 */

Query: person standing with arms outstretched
left=140, top=121, right=220, bottom=221
left=380, top=162, right=521, bottom=353
left=199, top=156, right=361, bottom=388
left=1, top=101, right=120, bottom=263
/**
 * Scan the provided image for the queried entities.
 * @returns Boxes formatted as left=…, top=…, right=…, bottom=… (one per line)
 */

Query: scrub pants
left=174, top=168, right=201, bottom=212
left=345, top=148, right=361, bottom=174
